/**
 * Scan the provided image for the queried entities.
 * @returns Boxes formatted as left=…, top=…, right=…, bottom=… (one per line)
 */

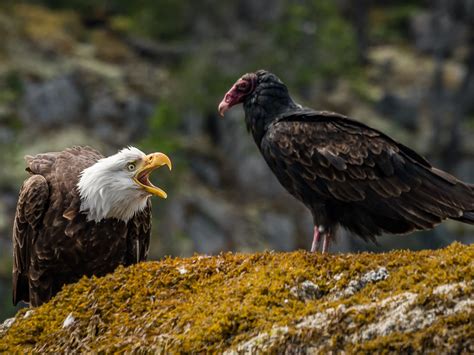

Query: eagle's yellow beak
left=133, top=152, right=172, bottom=198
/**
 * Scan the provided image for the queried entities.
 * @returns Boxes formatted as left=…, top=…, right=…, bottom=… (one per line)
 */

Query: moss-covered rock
left=0, top=243, right=472, bottom=353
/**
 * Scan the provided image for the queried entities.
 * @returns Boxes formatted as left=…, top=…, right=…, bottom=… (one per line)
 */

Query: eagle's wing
left=12, top=175, right=49, bottom=305
left=125, top=199, right=152, bottom=265
left=261, top=110, right=474, bottom=238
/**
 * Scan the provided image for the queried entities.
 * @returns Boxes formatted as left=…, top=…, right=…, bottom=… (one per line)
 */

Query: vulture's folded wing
left=261, top=110, right=474, bottom=237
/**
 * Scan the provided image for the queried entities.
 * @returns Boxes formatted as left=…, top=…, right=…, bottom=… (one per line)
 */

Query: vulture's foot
left=311, top=226, right=332, bottom=253
left=322, top=232, right=331, bottom=253
left=310, top=225, right=320, bottom=252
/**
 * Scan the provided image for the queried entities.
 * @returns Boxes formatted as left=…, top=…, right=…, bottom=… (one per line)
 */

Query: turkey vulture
left=218, top=70, right=474, bottom=252
left=13, top=146, right=171, bottom=306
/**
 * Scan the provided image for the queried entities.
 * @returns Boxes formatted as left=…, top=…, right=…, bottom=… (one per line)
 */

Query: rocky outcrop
left=1, top=1, right=474, bottom=323
left=0, top=242, right=472, bottom=353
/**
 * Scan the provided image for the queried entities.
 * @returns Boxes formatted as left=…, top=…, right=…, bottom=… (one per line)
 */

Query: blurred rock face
left=18, top=74, right=153, bottom=146
left=411, top=11, right=467, bottom=55
left=20, top=76, right=84, bottom=127
left=88, top=94, right=153, bottom=144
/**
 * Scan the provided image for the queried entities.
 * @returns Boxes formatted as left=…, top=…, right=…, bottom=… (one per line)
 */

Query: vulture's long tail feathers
left=425, top=169, right=474, bottom=225
left=452, top=211, right=474, bottom=225
left=371, top=164, right=474, bottom=233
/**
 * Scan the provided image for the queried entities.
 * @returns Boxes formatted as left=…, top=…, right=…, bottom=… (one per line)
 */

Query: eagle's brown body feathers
left=13, top=147, right=151, bottom=306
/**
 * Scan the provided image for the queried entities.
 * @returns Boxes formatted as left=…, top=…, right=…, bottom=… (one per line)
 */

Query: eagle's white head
left=77, top=147, right=172, bottom=222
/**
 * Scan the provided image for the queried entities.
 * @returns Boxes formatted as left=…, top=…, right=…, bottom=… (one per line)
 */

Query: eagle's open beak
left=133, top=152, right=172, bottom=198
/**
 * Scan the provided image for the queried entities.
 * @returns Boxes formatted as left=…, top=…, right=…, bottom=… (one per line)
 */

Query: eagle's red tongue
left=138, top=170, right=151, bottom=187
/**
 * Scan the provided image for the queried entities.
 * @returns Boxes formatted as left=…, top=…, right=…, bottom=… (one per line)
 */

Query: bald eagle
left=12, top=146, right=172, bottom=306
left=219, top=70, right=474, bottom=253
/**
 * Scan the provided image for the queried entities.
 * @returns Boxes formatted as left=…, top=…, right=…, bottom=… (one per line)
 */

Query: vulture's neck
left=243, top=85, right=299, bottom=146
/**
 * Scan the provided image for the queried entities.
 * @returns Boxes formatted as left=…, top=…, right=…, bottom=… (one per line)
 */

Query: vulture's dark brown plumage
left=218, top=70, right=474, bottom=252
left=13, top=147, right=152, bottom=306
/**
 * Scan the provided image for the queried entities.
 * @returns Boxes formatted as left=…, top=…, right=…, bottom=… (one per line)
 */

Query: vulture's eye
left=237, top=82, right=250, bottom=92
left=127, top=163, right=136, bottom=171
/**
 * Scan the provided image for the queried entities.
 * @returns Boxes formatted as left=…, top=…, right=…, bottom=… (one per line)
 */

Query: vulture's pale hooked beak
left=218, top=80, right=245, bottom=117
left=133, top=153, right=172, bottom=198
left=218, top=97, right=231, bottom=117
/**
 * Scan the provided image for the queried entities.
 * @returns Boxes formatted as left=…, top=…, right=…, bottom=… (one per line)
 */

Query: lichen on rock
left=290, top=280, right=323, bottom=301
left=0, top=242, right=472, bottom=353
left=331, top=266, right=390, bottom=299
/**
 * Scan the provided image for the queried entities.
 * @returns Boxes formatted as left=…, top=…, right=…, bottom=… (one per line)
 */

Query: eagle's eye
left=127, top=163, right=136, bottom=171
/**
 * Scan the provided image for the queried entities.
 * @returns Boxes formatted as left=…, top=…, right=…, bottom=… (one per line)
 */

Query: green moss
left=0, top=243, right=472, bottom=352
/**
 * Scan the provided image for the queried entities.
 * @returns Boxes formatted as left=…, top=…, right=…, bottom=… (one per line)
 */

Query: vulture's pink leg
left=322, top=233, right=331, bottom=253
left=310, top=225, right=320, bottom=252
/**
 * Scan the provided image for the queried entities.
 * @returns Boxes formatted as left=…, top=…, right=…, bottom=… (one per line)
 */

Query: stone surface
left=0, top=318, right=15, bottom=336
left=19, top=75, right=84, bottom=128
left=62, top=313, right=75, bottom=328
left=232, top=281, right=472, bottom=353
left=290, top=280, right=323, bottom=301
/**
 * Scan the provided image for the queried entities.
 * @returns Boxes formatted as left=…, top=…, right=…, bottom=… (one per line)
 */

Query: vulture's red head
left=218, top=70, right=293, bottom=120
left=218, top=72, right=259, bottom=117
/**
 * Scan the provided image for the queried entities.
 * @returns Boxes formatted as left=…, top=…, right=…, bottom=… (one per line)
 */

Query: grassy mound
left=0, top=242, right=473, bottom=352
